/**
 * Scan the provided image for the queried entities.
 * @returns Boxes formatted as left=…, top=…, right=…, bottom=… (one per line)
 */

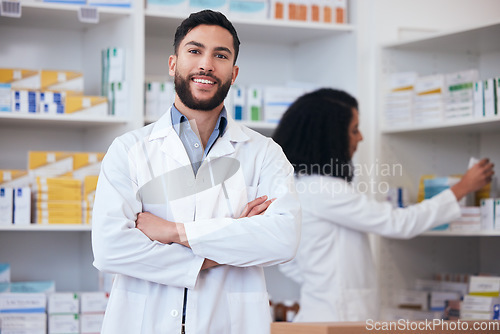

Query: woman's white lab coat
left=92, top=110, right=301, bottom=334
left=279, top=174, right=461, bottom=322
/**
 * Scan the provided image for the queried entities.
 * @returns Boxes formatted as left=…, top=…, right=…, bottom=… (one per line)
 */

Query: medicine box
left=13, top=186, right=31, bottom=226
left=0, top=187, right=14, bottom=225
left=271, top=0, right=287, bottom=20
left=480, top=198, right=495, bottom=230
left=473, top=80, right=484, bottom=117
left=48, top=293, right=80, bottom=314
left=79, top=292, right=109, bottom=314
left=229, top=0, right=268, bottom=20
left=65, top=96, right=108, bottom=116
left=81, top=313, right=105, bottom=333
left=0, top=293, right=47, bottom=313
left=9, top=280, right=55, bottom=293
left=495, top=198, right=500, bottom=230
left=190, top=0, right=229, bottom=14
left=484, top=78, right=497, bottom=117
left=146, top=0, right=189, bottom=13
left=0, top=68, right=39, bottom=90
left=0, top=313, right=47, bottom=333
left=0, top=83, right=11, bottom=111
left=469, top=275, right=500, bottom=297
left=49, top=313, right=80, bottom=334
left=0, top=263, right=11, bottom=282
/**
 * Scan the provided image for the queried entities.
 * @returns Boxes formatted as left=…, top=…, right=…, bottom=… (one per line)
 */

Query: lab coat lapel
left=149, top=109, right=196, bottom=222
left=195, top=116, right=250, bottom=219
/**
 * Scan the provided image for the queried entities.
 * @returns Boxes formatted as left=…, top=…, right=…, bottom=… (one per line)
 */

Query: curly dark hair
left=272, top=88, right=358, bottom=182
left=174, top=10, right=241, bottom=64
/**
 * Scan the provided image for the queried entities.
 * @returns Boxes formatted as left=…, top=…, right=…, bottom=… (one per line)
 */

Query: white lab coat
left=279, top=174, right=461, bottom=322
left=92, top=109, right=301, bottom=334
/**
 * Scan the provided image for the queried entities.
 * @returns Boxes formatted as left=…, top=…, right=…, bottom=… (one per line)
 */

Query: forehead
left=181, top=24, right=234, bottom=51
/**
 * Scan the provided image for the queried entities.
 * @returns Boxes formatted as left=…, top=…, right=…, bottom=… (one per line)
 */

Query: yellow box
left=65, top=96, right=108, bottom=116
left=0, top=68, right=39, bottom=90
left=40, top=70, right=83, bottom=94
left=37, top=190, right=82, bottom=201
left=0, top=170, right=28, bottom=185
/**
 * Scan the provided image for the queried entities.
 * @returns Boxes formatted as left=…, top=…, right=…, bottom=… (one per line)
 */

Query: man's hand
left=239, top=195, right=276, bottom=218
left=451, top=158, right=495, bottom=201
left=136, top=212, right=189, bottom=247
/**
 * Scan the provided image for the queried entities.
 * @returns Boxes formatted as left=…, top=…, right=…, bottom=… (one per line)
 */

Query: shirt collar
left=170, top=104, right=228, bottom=136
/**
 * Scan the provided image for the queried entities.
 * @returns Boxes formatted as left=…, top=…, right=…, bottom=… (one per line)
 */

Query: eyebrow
left=184, top=41, right=233, bottom=56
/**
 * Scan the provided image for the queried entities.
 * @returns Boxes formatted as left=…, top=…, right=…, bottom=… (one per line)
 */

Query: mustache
left=189, top=72, right=220, bottom=84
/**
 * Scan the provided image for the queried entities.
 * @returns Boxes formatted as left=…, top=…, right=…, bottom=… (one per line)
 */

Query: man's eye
left=189, top=49, right=200, bottom=54
left=216, top=54, right=228, bottom=59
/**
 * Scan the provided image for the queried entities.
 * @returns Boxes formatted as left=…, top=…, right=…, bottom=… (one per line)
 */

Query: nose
left=199, top=54, right=214, bottom=72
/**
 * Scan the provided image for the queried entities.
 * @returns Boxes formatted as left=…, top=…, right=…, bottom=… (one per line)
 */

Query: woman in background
left=273, top=88, right=494, bottom=322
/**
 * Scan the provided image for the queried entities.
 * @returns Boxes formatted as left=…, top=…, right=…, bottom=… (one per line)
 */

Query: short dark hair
left=174, top=10, right=241, bottom=64
left=272, top=88, right=358, bottom=182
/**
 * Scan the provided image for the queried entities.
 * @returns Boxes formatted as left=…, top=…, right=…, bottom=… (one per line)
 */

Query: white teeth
left=193, top=78, right=214, bottom=84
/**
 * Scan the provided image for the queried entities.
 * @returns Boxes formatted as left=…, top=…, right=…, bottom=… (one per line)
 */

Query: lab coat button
left=171, top=310, right=179, bottom=317
left=194, top=143, right=200, bottom=148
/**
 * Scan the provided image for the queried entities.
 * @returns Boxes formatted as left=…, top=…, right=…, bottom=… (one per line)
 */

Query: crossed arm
left=135, top=195, right=275, bottom=270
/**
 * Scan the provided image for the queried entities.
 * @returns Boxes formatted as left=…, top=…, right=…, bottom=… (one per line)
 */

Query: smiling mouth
left=193, top=78, right=216, bottom=85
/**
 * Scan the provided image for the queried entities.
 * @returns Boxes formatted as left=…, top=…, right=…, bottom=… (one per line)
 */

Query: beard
left=174, top=71, right=232, bottom=111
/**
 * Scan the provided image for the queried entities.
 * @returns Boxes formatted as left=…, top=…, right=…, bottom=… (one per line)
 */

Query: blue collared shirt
left=171, top=104, right=227, bottom=175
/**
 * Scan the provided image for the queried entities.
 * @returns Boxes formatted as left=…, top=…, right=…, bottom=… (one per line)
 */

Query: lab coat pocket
left=228, top=292, right=271, bottom=334
left=341, top=288, right=377, bottom=321
left=101, top=289, right=146, bottom=334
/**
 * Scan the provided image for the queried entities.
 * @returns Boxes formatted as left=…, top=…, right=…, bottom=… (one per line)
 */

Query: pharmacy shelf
left=382, top=19, right=500, bottom=53
left=145, top=10, right=355, bottom=44
left=0, top=2, right=132, bottom=30
left=381, top=115, right=500, bottom=134
left=422, top=230, right=500, bottom=237
left=0, top=224, right=91, bottom=231
left=0, top=113, right=128, bottom=127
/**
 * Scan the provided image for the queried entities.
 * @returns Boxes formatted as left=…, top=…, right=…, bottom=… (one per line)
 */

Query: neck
left=174, top=99, right=223, bottom=148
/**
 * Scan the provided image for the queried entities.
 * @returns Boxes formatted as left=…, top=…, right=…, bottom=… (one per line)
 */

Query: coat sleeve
left=304, top=177, right=461, bottom=239
left=92, top=137, right=204, bottom=289
left=183, top=139, right=302, bottom=267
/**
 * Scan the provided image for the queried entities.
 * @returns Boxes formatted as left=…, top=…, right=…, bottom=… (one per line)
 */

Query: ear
left=231, top=65, right=239, bottom=85
left=168, top=55, right=176, bottom=77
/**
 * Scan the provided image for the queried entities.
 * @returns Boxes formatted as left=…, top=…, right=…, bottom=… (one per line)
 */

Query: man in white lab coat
left=91, top=10, right=301, bottom=334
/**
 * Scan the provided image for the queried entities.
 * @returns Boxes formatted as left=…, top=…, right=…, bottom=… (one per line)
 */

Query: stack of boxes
left=224, top=84, right=309, bottom=123
left=101, top=47, right=127, bottom=117
left=0, top=151, right=103, bottom=226
left=0, top=264, right=108, bottom=334
left=145, top=0, right=349, bottom=25
left=384, top=70, right=499, bottom=128
left=444, top=70, right=478, bottom=120
left=0, top=68, right=109, bottom=117
left=0, top=170, right=31, bottom=226
left=144, top=81, right=175, bottom=121
left=384, top=72, right=417, bottom=127
left=461, top=276, right=500, bottom=320
left=413, top=74, right=445, bottom=124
